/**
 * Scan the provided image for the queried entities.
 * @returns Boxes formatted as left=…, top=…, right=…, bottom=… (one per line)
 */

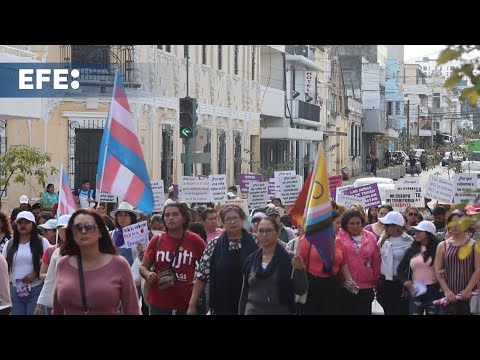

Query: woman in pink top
left=52, top=209, right=140, bottom=315
left=200, top=208, right=223, bottom=242
left=337, top=209, right=381, bottom=315
left=397, top=221, right=441, bottom=315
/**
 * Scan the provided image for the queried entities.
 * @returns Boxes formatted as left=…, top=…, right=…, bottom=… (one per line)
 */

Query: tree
left=0, top=146, right=57, bottom=203
left=438, top=45, right=480, bottom=106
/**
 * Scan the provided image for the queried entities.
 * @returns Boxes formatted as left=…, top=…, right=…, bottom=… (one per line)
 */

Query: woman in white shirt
left=2, top=211, right=50, bottom=315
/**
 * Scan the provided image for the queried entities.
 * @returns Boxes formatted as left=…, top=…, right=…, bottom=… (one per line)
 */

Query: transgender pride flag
left=58, top=164, right=77, bottom=216
left=97, top=70, right=154, bottom=214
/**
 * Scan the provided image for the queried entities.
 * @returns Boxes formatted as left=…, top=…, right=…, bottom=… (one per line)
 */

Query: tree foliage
left=0, top=146, right=57, bottom=203
left=438, top=45, right=480, bottom=106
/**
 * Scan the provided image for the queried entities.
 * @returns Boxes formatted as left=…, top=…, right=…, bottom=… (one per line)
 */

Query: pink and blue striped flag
left=58, top=164, right=77, bottom=216
left=97, top=71, right=154, bottom=214
left=303, top=148, right=335, bottom=274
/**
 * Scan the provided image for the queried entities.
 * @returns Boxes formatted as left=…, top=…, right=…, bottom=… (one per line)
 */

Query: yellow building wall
left=2, top=45, right=261, bottom=214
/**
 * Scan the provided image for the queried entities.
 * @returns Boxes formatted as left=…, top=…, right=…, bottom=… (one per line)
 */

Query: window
left=350, top=123, right=355, bottom=156
left=157, top=45, right=163, bottom=50
left=423, top=66, right=427, bottom=71
left=202, top=45, right=207, bottom=65
left=251, top=46, right=256, bottom=81
left=387, top=101, right=392, bottom=116
left=234, top=132, right=242, bottom=177
left=165, top=45, right=171, bottom=53
left=72, top=45, right=109, bottom=69
left=395, top=102, right=400, bottom=115
left=433, top=93, right=440, bottom=108
left=234, top=45, right=239, bottom=75
left=218, top=45, right=222, bottom=70
left=218, top=130, right=227, bottom=175
left=184, top=45, right=189, bottom=59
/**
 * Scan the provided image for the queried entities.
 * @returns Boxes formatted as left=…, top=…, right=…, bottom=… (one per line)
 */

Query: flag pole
left=55, top=163, right=63, bottom=245
left=97, top=69, right=118, bottom=211
left=303, top=143, right=322, bottom=222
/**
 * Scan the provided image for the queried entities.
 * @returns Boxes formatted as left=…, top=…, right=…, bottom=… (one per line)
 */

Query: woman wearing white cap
left=34, top=215, right=70, bottom=315
left=2, top=211, right=50, bottom=315
left=397, top=221, right=442, bottom=315
left=376, top=211, right=414, bottom=315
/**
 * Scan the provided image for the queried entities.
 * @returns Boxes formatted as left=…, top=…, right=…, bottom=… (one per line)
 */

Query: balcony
left=60, top=45, right=140, bottom=88
left=292, top=100, right=320, bottom=123
left=363, top=109, right=386, bottom=134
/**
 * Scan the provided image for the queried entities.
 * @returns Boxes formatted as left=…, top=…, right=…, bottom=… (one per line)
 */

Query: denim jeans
left=10, top=283, right=44, bottom=315
left=43, top=307, right=52, bottom=315
left=408, top=283, right=442, bottom=315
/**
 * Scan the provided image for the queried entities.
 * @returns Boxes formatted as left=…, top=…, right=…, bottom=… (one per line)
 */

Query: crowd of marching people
left=0, top=183, right=479, bottom=316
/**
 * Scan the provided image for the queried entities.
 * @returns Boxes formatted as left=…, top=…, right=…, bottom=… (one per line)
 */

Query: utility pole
left=417, top=104, right=420, bottom=148
left=430, top=106, right=434, bottom=148
left=406, top=99, right=410, bottom=152
left=184, top=45, right=191, bottom=176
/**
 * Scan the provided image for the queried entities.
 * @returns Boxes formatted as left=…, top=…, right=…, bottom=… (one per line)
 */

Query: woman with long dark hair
left=0, top=212, right=13, bottom=253
left=364, top=205, right=393, bottom=240
left=2, top=212, right=50, bottom=315
left=397, top=221, right=442, bottom=315
left=53, top=209, right=140, bottom=315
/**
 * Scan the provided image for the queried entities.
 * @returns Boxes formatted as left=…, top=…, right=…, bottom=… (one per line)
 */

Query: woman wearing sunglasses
left=52, top=209, right=140, bottom=315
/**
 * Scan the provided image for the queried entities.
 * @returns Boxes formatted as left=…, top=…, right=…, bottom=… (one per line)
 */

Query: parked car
left=443, top=151, right=465, bottom=166
left=461, top=161, right=480, bottom=178
left=353, top=177, right=395, bottom=203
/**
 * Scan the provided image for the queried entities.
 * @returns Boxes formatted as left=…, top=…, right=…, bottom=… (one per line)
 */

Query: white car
left=461, top=161, right=480, bottom=177
left=353, top=177, right=395, bottom=204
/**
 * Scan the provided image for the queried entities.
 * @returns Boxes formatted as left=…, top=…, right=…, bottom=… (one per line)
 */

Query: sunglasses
left=408, top=212, right=419, bottom=216
left=72, top=222, right=98, bottom=233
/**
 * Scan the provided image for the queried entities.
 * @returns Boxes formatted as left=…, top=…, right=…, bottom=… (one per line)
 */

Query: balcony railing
left=285, top=45, right=309, bottom=57
left=60, top=45, right=140, bottom=88
left=295, top=100, right=320, bottom=122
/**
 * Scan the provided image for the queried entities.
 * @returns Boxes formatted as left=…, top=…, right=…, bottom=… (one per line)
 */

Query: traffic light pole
left=184, top=45, right=191, bottom=176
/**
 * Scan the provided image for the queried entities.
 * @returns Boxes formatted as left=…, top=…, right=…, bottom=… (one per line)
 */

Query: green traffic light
left=181, top=127, right=192, bottom=137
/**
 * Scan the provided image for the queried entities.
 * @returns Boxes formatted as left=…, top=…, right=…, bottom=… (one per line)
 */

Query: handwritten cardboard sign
left=424, top=175, right=454, bottom=203
left=122, top=221, right=149, bottom=249
left=453, top=173, right=479, bottom=203
left=151, top=180, right=165, bottom=212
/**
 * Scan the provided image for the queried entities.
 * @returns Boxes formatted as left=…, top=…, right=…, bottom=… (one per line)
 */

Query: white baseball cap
left=411, top=221, right=437, bottom=236
left=38, top=219, right=58, bottom=230
left=15, top=211, right=35, bottom=223
left=56, top=214, right=71, bottom=228
left=378, top=211, right=405, bottom=227
left=19, top=195, right=29, bottom=204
